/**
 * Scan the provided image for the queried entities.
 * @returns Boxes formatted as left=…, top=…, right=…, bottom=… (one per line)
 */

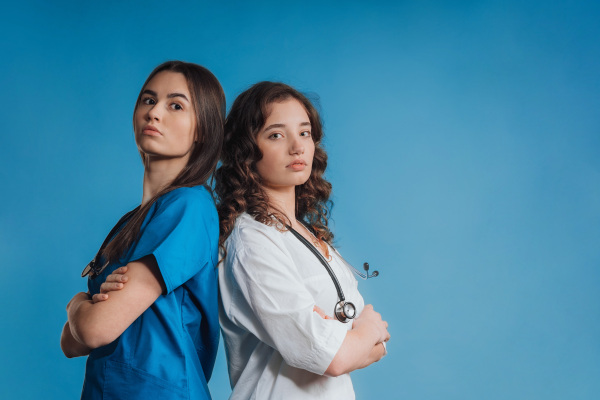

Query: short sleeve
left=124, top=187, right=218, bottom=294
left=222, top=223, right=348, bottom=375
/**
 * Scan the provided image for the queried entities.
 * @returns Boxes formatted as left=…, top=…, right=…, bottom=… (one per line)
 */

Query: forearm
left=67, top=293, right=126, bottom=349
left=66, top=258, right=164, bottom=349
left=67, top=292, right=103, bottom=348
left=325, top=326, right=381, bottom=377
left=357, top=342, right=386, bottom=370
left=60, top=321, right=91, bottom=358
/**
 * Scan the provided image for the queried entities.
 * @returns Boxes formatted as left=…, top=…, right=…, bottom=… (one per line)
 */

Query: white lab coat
left=219, top=213, right=365, bottom=399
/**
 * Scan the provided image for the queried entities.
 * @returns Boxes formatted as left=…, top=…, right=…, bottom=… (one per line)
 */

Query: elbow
left=60, top=323, right=90, bottom=358
left=62, top=347, right=81, bottom=359
left=60, top=338, right=78, bottom=359
left=324, top=357, right=349, bottom=377
left=77, top=326, right=113, bottom=350
left=70, top=318, right=114, bottom=350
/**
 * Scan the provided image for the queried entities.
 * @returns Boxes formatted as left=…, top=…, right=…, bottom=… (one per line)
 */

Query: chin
left=137, top=145, right=161, bottom=158
left=137, top=140, right=172, bottom=157
left=294, top=175, right=311, bottom=186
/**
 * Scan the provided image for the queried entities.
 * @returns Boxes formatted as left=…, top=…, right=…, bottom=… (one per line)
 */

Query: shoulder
left=157, top=186, right=215, bottom=209
left=222, top=214, right=300, bottom=282
left=226, top=213, right=286, bottom=255
left=148, top=186, right=218, bottom=229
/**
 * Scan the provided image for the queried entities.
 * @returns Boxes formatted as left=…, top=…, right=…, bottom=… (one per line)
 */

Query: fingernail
left=117, top=283, right=123, bottom=288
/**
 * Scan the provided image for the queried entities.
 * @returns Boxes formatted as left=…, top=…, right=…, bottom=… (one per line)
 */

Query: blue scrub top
left=81, top=186, right=220, bottom=400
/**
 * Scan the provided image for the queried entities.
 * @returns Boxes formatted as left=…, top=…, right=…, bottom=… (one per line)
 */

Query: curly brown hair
left=215, top=82, right=333, bottom=249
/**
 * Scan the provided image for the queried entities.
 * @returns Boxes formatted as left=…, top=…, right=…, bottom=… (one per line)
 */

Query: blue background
left=1, top=1, right=598, bottom=399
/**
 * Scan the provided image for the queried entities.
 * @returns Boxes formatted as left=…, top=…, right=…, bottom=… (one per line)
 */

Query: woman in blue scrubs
left=60, top=61, right=225, bottom=400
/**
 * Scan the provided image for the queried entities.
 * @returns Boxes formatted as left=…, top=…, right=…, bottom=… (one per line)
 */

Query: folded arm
left=324, top=304, right=390, bottom=377
left=61, top=321, right=91, bottom=358
left=223, top=234, right=389, bottom=377
left=312, top=304, right=389, bottom=375
left=63, top=256, right=164, bottom=351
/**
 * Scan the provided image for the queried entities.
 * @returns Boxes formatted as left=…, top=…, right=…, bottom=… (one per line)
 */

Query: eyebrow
left=142, top=89, right=190, bottom=102
left=263, top=121, right=311, bottom=131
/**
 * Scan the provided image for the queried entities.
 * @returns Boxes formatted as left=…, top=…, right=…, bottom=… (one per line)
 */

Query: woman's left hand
left=92, top=266, right=129, bottom=303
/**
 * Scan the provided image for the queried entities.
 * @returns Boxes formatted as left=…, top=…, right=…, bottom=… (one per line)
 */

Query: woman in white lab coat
left=214, top=81, right=390, bottom=400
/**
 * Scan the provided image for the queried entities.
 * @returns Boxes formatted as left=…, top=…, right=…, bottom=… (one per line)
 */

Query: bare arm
left=324, top=304, right=390, bottom=377
left=60, top=267, right=130, bottom=357
left=60, top=321, right=91, bottom=358
left=66, top=256, right=164, bottom=349
left=97, top=264, right=386, bottom=373
left=357, top=342, right=387, bottom=370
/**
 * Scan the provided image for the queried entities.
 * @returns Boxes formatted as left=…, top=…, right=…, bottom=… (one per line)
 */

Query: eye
left=268, top=132, right=283, bottom=139
left=141, top=97, right=156, bottom=105
left=300, top=130, right=311, bottom=137
left=169, top=103, right=183, bottom=111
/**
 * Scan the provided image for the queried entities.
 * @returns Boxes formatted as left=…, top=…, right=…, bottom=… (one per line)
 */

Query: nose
left=147, top=104, right=161, bottom=122
left=289, top=136, right=305, bottom=155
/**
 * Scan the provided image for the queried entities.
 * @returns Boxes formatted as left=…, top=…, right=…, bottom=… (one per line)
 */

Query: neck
left=141, top=156, right=188, bottom=206
left=262, top=185, right=297, bottom=224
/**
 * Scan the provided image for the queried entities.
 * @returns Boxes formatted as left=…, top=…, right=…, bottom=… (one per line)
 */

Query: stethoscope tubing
left=287, top=225, right=347, bottom=302
left=81, top=207, right=139, bottom=278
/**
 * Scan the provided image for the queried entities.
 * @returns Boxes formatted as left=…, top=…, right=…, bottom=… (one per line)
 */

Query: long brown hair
left=215, top=81, right=333, bottom=249
left=102, top=61, right=225, bottom=264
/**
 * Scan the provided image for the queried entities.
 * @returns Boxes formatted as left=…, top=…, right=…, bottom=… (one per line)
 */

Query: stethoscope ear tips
left=363, top=262, right=379, bottom=278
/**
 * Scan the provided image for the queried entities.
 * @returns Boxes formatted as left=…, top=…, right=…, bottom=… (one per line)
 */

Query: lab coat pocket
left=103, top=360, right=187, bottom=400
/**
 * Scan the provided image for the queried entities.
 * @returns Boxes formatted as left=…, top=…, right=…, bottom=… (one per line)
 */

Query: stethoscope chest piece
left=335, top=300, right=356, bottom=323
left=287, top=223, right=377, bottom=324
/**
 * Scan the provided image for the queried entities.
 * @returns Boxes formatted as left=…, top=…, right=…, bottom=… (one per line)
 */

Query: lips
left=287, top=159, right=307, bottom=171
left=142, top=125, right=161, bottom=136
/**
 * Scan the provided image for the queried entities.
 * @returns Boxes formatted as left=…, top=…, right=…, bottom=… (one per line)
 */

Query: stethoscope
left=287, top=224, right=379, bottom=323
left=81, top=207, right=139, bottom=278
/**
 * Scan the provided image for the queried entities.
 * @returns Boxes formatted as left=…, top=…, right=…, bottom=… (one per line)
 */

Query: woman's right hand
left=352, top=304, right=390, bottom=344
left=91, top=266, right=129, bottom=303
